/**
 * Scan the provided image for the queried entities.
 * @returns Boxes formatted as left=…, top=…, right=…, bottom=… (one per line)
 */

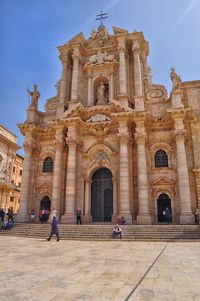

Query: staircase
left=0, top=223, right=200, bottom=241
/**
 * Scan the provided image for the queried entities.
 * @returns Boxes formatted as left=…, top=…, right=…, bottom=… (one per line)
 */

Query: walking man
left=47, top=216, right=59, bottom=241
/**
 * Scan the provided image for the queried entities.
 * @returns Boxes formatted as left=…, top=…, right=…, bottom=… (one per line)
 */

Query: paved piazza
left=0, top=237, right=200, bottom=301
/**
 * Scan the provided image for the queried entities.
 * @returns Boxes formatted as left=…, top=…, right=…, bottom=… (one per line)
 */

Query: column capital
left=132, top=40, right=140, bottom=52
left=53, top=139, right=65, bottom=151
left=118, top=133, right=131, bottom=144
left=72, top=47, right=81, bottom=60
left=65, top=136, right=79, bottom=147
left=174, top=130, right=186, bottom=141
left=117, top=38, right=126, bottom=52
left=23, top=141, right=38, bottom=153
left=134, top=132, right=146, bottom=145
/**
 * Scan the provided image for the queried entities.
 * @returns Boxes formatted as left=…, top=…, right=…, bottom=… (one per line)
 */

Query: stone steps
left=1, top=223, right=200, bottom=241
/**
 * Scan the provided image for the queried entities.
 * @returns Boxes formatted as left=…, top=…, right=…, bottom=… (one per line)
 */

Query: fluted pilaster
left=71, top=47, right=80, bottom=103
left=135, top=132, right=151, bottom=224
left=174, top=130, right=194, bottom=223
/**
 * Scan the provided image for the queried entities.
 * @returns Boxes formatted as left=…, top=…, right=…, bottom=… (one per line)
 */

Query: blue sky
left=0, top=0, right=200, bottom=155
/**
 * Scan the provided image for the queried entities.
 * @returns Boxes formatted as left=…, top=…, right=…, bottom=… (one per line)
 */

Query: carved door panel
left=91, top=168, right=113, bottom=222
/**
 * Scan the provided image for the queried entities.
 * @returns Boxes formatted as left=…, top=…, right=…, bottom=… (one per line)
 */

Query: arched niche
left=93, top=76, right=109, bottom=105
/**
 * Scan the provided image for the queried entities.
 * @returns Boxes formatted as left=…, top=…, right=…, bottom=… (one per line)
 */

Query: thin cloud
left=178, top=0, right=198, bottom=24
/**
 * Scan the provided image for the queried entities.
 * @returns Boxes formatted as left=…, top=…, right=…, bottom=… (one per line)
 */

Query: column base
left=60, top=213, right=76, bottom=224
left=68, top=100, right=78, bottom=109
left=56, top=104, right=65, bottom=116
left=170, top=90, right=183, bottom=108
left=112, top=214, right=118, bottom=224
left=137, top=213, right=152, bottom=225
left=118, top=213, right=132, bottom=225
left=15, top=212, right=30, bottom=223
left=180, top=212, right=195, bottom=224
left=134, top=95, right=145, bottom=111
left=118, top=95, right=129, bottom=107
left=83, top=214, right=92, bottom=223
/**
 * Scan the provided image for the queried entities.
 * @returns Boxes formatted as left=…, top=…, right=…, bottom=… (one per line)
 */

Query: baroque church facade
left=17, top=25, right=200, bottom=224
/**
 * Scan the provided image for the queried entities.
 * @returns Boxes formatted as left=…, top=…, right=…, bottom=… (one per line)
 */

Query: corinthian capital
left=134, top=132, right=146, bottom=145
left=72, top=47, right=80, bottom=60
left=118, top=133, right=131, bottom=144
left=174, top=130, right=186, bottom=142
left=132, top=40, right=140, bottom=52
left=53, top=139, right=65, bottom=151
left=117, top=39, right=126, bottom=53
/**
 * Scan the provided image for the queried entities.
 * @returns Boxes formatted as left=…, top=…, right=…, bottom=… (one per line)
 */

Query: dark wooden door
left=91, top=168, right=113, bottom=222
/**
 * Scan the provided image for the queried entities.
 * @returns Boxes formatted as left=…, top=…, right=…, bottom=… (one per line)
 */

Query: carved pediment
left=68, top=32, right=86, bottom=45
left=113, top=26, right=128, bottom=34
left=37, top=181, right=52, bottom=191
left=151, top=176, right=175, bottom=187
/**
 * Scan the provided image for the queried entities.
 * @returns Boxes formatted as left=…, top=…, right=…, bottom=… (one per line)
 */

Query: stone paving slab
left=0, top=237, right=199, bottom=301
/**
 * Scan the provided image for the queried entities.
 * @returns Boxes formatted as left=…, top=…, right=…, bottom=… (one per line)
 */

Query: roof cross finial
left=96, top=10, right=108, bottom=26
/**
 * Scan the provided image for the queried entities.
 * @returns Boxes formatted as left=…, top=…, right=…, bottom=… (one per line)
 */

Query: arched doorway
left=157, top=193, right=172, bottom=223
left=40, top=195, right=51, bottom=211
left=91, top=168, right=113, bottom=222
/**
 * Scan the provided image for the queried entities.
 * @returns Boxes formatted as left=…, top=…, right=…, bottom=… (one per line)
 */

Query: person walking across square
left=47, top=216, right=59, bottom=241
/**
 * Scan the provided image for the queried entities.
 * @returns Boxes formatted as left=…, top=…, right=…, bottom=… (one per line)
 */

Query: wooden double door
left=91, top=168, right=113, bottom=222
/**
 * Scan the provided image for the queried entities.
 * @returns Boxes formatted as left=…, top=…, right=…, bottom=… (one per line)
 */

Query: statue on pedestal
left=27, top=84, right=40, bottom=109
left=96, top=82, right=107, bottom=105
left=170, top=68, right=181, bottom=92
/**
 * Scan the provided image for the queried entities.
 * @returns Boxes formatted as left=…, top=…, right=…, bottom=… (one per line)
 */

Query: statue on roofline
left=170, top=67, right=182, bottom=92
left=27, top=84, right=40, bottom=109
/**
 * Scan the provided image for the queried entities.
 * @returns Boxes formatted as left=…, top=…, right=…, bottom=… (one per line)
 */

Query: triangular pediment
left=113, top=26, right=128, bottom=34
left=68, top=32, right=86, bottom=45
left=37, top=181, right=52, bottom=190
left=151, top=176, right=175, bottom=187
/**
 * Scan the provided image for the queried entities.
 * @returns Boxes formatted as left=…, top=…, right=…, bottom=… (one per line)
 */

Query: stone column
left=56, top=53, right=68, bottom=116
left=135, top=131, right=151, bottom=224
left=87, top=72, right=93, bottom=106
left=61, top=126, right=77, bottom=223
left=118, top=38, right=128, bottom=106
left=52, top=128, right=64, bottom=219
left=174, top=130, right=194, bottom=223
left=16, top=141, right=33, bottom=222
left=109, top=71, right=114, bottom=100
left=132, top=40, right=144, bottom=111
left=112, top=176, right=118, bottom=223
left=84, top=179, right=92, bottom=223
left=118, top=120, right=132, bottom=223
left=70, top=47, right=80, bottom=105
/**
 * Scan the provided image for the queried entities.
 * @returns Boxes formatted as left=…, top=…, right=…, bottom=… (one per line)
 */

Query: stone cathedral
left=17, top=24, right=200, bottom=224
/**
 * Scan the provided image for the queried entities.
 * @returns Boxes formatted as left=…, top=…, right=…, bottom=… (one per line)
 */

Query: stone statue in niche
left=27, top=84, right=40, bottom=109
left=96, top=82, right=107, bottom=105
left=170, top=67, right=181, bottom=92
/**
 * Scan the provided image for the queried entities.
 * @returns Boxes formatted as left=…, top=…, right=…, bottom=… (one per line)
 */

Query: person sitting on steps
left=112, top=224, right=122, bottom=239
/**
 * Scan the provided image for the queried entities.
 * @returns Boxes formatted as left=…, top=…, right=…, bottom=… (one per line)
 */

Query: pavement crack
left=124, top=243, right=167, bottom=301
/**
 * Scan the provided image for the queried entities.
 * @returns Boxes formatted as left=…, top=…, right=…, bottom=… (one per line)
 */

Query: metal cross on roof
left=96, top=11, right=108, bottom=25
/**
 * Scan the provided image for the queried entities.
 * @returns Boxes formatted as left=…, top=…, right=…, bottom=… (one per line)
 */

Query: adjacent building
left=0, top=125, right=23, bottom=212
left=17, top=25, right=200, bottom=224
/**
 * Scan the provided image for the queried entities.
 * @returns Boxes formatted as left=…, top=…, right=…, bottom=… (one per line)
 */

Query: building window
left=43, top=157, right=53, bottom=173
left=155, top=150, right=168, bottom=167
left=10, top=197, right=14, bottom=202
left=13, top=166, right=15, bottom=173
left=19, top=169, right=22, bottom=176
left=18, top=182, right=21, bottom=187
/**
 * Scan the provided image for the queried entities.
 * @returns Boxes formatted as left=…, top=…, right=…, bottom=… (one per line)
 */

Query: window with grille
left=155, top=150, right=168, bottom=167
left=43, top=157, right=53, bottom=173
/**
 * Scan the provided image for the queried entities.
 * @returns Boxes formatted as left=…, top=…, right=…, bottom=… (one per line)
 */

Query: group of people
left=0, top=208, right=14, bottom=231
